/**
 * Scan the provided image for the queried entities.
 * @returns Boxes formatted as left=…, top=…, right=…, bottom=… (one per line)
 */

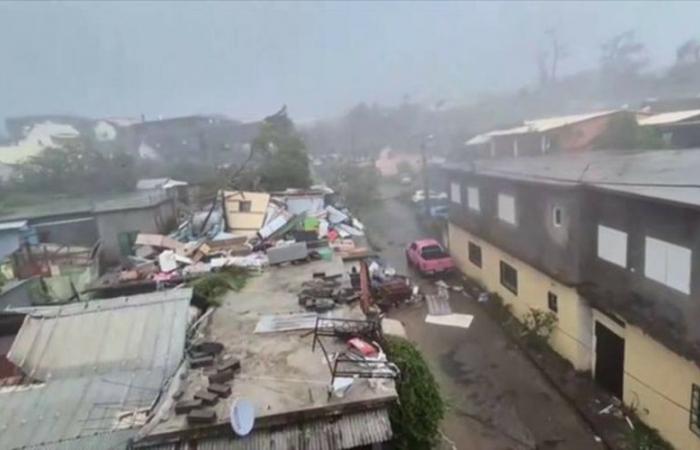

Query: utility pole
left=421, top=134, right=434, bottom=217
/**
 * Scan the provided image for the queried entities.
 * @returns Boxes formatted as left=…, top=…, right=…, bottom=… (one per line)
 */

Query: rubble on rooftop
left=89, top=186, right=368, bottom=296
left=0, top=183, right=412, bottom=450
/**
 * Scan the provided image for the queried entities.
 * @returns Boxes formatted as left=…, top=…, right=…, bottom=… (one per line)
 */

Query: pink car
left=405, top=239, right=455, bottom=275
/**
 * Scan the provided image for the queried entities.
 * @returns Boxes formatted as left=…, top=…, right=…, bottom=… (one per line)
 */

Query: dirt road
left=360, top=184, right=602, bottom=450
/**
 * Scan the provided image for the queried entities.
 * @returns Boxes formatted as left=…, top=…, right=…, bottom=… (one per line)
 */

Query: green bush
left=190, top=267, right=247, bottom=307
left=624, top=418, right=672, bottom=450
left=384, top=336, right=445, bottom=450
left=522, top=308, right=558, bottom=350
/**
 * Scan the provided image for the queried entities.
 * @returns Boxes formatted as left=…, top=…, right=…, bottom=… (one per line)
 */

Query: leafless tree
left=546, top=28, right=568, bottom=82
left=676, top=39, right=700, bottom=65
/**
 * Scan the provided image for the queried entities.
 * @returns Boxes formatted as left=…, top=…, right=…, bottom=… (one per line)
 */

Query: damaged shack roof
left=465, top=110, right=620, bottom=144
left=637, top=108, right=700, bottom=126
left=0, top=289, right=192, bottom=450
left=447, top=149, right=700, bottom=208
left=138, top=408, right=392, bottom=450
left=0, top=190, right=173, bottom=221
left=136, top=256, right=396, bottom=447
left=8, top=288, right=192, bottom=379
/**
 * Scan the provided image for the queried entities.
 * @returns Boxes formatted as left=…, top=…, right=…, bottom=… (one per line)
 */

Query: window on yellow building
left=500, top=261, right=518, bottom=295
left=691, top=384, right=700, bottom=437
left=547, top=292, right=558, bottom=313
left=468, top=241, right=482, bottom=268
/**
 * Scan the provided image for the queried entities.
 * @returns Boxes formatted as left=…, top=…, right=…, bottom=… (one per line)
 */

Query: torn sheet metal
left=267, top=242, right=308, bottom=265
left=336, top=224, right=364, bottom=237
left=425, top=313, right=474, bottom=329
left=326, top=205, right=349, bottom=224
left=426, top=293, right=452, bottom=316
left=254, top=313, right=319, bottom=333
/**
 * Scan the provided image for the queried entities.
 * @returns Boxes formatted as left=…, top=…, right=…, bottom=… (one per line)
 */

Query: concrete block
left=207, top=383, right=231, bottom=398
left=187, top=408, right=216, bottom=424
left=217, top=358, right=241, bottom=373
left=175, top=399, right=202, bottom=414
left=194, top=389, right=218, bottom=405
left=208, top=369, right=234, bottom=384
left=190, top=356, right=214, bottom=368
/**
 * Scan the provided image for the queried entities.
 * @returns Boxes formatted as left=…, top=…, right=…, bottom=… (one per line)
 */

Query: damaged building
left=132, top=255, right=397, bottom=450
left=463, top=110, right=639, bottom=159
left=0, top=289, right=193, bottom=449
left=444, top=149, right=700, bottom=450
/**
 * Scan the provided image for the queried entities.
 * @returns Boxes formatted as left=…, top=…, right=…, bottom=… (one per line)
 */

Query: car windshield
left=421, top=245, right=446, bottom=260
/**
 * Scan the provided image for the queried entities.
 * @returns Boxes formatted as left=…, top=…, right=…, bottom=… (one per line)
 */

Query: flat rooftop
left=0, top=190, right=171, bottom=221
left=138, top=256, right=397, bottom=444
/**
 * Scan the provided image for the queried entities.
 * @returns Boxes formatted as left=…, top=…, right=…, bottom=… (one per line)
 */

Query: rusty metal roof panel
left=137, top=408, right=393, bottom=450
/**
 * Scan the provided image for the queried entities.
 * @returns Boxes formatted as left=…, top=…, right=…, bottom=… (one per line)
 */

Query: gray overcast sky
left=1, top=1, right=699, bottom=123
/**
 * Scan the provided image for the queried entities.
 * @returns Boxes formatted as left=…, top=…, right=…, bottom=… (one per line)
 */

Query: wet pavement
left=360, top=184, right=602, bottom=450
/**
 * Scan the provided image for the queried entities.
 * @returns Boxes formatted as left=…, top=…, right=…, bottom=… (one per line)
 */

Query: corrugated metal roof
left=137, top=408, right=392, bottom=450
left=136, top=178, right=188, bottom=190
left=8, top=289, right=191, bottom=380
left=465, top=133, right=492, bottom=146
left=638, top=109, right=700, bottom=126
left=448, top=149, right=700, bottom=207
left=522, top=110, right=618, bottom=133
left=0, top=289, right=192, bottom=449
left=0, top=220, right=28, bottom=231
left=0, top=191, right=171, bottom=222
left=466, top=110, right=620, bottom=143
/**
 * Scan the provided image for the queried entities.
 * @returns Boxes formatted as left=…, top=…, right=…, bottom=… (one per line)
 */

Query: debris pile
left=93, top=186, right=371, bottom=293
left=298, top=272, right=359, bottom=312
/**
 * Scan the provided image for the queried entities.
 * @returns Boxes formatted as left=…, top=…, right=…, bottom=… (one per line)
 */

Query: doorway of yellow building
left=595, top=321, right=625, bottom=399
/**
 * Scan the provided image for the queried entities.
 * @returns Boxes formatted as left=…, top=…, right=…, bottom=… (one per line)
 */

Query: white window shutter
left=467, top=187, right=480, bottom=211
left=498, top=194, right=516, bottom=225
left=645, top=236, right=691, bottom=294
left=450, top=182, right=461, bottom=204
left=598, top=225, right=627, bottom=268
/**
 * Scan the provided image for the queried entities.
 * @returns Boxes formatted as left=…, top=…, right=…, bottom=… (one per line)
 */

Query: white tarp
left=158, top=250, right=178, bottom=272
left=425, top=314, right=474, bottom=329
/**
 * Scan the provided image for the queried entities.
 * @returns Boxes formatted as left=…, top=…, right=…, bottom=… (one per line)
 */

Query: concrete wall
left=450, top=220, right=700, bottom=448
left=448, top=222, right=592, bottom=370
left=95, top=200, right=176, bottom=263
left=580, top=190, right=700, bottom=349
left=30, top=215, right=98, bottom=247
left=447, top=171, right=584, bottom=284
left=593, top=310, right=700, bottom=450
left=0, top=230, right=20, bottom=261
